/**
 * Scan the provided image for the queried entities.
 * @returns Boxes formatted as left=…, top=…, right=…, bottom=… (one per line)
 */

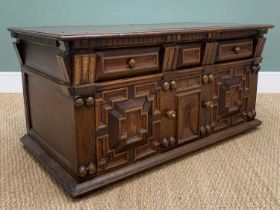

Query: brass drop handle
left=204, top=101, right=214, bottom=109
left=166, top=110, right=176, bottom=119
left=128, top=58, right=136, bottom=68
left=234, top=46, right=241, bottom=54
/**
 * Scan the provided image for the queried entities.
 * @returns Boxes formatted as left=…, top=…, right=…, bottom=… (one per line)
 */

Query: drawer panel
left=95, top=80, right=161, bottom=172
left=96, top=47, right=160, bottom=81
left=176, top=75, right=201, bottom=92
left=217, top=39, right=253, bottom=62
left=176, top=43, right=202, bottom=68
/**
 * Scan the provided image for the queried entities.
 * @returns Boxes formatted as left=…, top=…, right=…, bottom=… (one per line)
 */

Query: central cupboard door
left=160, top=68, right=202, bottom=148
left=95, top=81, right=161, bottom=172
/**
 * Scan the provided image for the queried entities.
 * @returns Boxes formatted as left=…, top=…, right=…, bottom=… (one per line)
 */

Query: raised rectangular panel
left=95, top=82, right=160, bottom=172
left=176, top=43, right=202, bottom=68
left=177, top=89, right=201, bottom=143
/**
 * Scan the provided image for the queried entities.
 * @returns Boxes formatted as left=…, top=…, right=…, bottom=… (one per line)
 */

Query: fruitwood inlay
left=202, top=42, right=218, bottom=65
left=254, top=37, right=266, bottom=57
left=162, top=46, right=177, bottom=71
left=73, top=54, right=96, bottom=85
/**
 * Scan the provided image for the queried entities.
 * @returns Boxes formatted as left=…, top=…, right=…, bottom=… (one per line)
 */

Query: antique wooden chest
left=8, top=23, right=273, bottom=197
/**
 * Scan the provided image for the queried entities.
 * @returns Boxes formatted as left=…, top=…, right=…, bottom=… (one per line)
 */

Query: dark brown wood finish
left=9, top=23, right=273, bottom=197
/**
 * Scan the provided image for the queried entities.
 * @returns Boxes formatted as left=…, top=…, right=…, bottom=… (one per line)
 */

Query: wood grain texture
left=254, top=37, right=266, bottom=57
left=217, top=38, right=253, bottom=62
left=88, top=55, right=96, bottom=82
left=21, top=119, right=262, bottom=197
left=176, top=43, right=202, bottom=68
left=74, top=100, right=96, bottom=178
left=73, top=55, right=82, bottom=85
left=8, top=23, right=273, bottom=40
left=162, top=46, right=176, bottom=72
left=202, top=42, right=218, bottom=65
left=95, top=47, right=160, bottom=81
left=81, top=55, right=90, bottom=84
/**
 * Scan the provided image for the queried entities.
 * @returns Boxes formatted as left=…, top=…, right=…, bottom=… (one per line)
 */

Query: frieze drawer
left=95, top=47, right=160, bottom=81
left=176, top=43, right=202, bottom=68
left=216, top=38, right=253, bottom=62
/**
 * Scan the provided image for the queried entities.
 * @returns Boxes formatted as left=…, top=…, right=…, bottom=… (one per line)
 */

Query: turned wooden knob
left=128, top=58, right=136, bottom=68
left=246, top=110, right=256, bottom=120
left=235, top=100, right=242, bottom=108
left=161, top=138, right=169, bottom=147
left=204, top=101, right=214, bottom=109
left=205, top=125, right=212, bottom=134
left=166, top=110, right=176, bottom=119
left=78, top=165, right=87, bottom=177
left=251, top=66, right=258, bottom=73
left=170, top=81, right=177, bottom=90
left=242, top=111, right=248, bottom=119
left=169, top=136, right=176, bottom=146
left=234, top=46, right=241, bottom=54
left=85, top=96, right=94, bottom=106
left=252, top=110, right=256, bottom=118
left=74, top=97, right=84, bottom=108
left=208, top=74, right=214, bottom=83
left=87, top=162, right=96, bottom=175
left=247, top=111, right=253, bottom=120
left=202, top=75, right=209, bottom=84
left=162, top=81, right=170, bottom=91
left=200, top=126, right=206, bottom=136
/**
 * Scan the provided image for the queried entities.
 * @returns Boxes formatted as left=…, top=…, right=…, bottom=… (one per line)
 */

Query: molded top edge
left=8, top=22, right=274, bottom=40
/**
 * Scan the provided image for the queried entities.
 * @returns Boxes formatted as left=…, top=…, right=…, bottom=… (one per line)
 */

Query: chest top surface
left=8, top=22, right=273, bottom=40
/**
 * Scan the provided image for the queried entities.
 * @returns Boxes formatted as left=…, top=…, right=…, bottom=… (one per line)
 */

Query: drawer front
left=176, top=43, right=202, bottom=68
left=96, top=47, right=160, bottom=81
left=217, top=39, right=253, bottom=62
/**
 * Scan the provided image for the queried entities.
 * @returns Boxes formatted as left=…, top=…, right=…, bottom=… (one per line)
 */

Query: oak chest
left=8, top=23, right=273, bottom=197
